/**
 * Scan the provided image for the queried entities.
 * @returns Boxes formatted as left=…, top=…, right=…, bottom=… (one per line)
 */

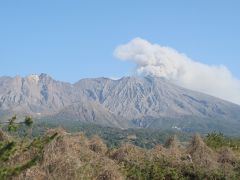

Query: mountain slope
left=0, top=74, right=75, bottom=116
left=0, top=74, right=240, bottom=135
left=76, top=77, right=238, bottom=117
left=51, top=100, right=129, bottom=128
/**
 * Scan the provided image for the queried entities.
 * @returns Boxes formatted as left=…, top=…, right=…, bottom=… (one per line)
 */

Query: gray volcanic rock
left=75, top=76, right=240, bottom=121
left=0, top=74, right=240, bottom=135
left=52, top=100, right=128, bottom=128
left=74, top=76, right=240, bottom=134
left=0, top=74, right=75, bottom=115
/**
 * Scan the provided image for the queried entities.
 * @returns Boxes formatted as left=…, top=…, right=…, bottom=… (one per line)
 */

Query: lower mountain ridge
left=0, top=74, right=240, bottom=135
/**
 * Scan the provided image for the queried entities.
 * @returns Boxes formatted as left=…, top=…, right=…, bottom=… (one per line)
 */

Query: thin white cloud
left=114, top=37, right=240, bottom=105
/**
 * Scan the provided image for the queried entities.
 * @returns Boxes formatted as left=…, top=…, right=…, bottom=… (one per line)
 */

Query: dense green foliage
left=205, top=132, right=240, bottom=151
left=33, top=120, right=191, bottom=149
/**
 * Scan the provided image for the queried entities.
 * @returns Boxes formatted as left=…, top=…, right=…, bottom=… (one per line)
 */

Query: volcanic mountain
left=0, top=74, right=240, bottom=135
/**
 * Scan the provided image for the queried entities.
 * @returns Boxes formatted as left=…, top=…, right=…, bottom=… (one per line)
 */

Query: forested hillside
left=1, top=117, right=240, bottom=180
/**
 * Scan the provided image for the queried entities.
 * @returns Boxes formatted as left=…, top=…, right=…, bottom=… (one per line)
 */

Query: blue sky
left=0, top=0, right=240, bottom=83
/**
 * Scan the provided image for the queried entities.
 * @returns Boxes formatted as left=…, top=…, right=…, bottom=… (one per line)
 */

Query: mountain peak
left=22, top=73, right=53, bottom=83
left=27, top=74, right=40, bottom=83
left=39, top=73, right=51, bottom=79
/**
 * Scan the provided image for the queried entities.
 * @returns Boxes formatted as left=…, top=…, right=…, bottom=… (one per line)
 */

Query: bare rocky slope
left=0, top=74, right=240, bottom=135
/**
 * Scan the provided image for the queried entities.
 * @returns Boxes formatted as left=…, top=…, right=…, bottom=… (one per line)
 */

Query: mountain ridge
left=0, top=74, right=240, bottom=135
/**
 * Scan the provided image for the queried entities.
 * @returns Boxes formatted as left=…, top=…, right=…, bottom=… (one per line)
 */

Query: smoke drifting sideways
left=114, top=38, right=240, bottom=105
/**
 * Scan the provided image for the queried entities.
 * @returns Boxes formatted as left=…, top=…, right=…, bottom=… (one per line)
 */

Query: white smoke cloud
left=114, top=38, right=240, bottom=105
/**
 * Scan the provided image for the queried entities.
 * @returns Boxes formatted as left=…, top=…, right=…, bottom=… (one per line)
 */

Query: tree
left=7, top=115, right=18, bottom=133
left=24, top=116, right=33, bottom=138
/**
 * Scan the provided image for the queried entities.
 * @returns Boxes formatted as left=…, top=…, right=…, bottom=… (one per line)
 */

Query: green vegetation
left=7, top=115, right=18, bottom=133
left=0, top=116, right=58, bottom=179
left=32, top=119, right=191, bottom=149
left=0, top=117, right=240, bottom=179
left=205, top=132, right=240, bottom=151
